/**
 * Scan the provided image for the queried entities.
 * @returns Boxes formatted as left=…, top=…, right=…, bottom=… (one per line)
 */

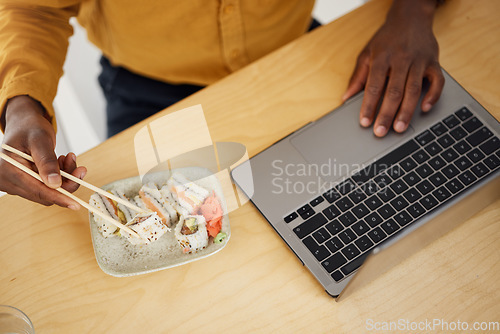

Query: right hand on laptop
left=0, top=95, right=86, bottom=209
left=343, top=0, right=445, bottom=138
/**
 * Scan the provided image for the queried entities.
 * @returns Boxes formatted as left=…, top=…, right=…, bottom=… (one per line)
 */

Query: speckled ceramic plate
left=89, top=167, right=230, bottom=277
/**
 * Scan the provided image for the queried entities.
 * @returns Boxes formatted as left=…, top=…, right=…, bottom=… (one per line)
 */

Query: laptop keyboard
left=284, top=107, right=500, bottom=283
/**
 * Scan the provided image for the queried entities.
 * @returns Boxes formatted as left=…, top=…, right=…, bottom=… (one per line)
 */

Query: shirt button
left=224, top=4, right=234, bottom=14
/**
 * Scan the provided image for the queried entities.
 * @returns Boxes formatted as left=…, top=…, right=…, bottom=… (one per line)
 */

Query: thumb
left=29, top=133, right=61, bottom=189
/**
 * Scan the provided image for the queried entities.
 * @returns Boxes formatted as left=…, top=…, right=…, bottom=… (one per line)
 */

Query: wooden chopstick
left=1, top=144, right=147, bottom=214
left=0, top=151, right=144, bottom=240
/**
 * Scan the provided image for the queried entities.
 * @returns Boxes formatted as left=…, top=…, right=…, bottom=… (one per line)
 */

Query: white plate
left=89, top=167, right=230, bottom=277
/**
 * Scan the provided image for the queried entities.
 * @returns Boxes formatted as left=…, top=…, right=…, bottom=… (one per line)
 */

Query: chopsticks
left=1, top=144, right=147, bottom=214
left=0, top=145, right=145, bottom=240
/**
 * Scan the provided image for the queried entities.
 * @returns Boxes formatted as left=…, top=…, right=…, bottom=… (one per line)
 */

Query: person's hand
left=0, top=95, right=87, bottom=209
left=343, top=0, right=445, bottom=137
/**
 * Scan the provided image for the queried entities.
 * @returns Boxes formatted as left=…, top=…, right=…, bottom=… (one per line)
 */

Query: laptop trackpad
left=290, top=107, right=415, bottom=183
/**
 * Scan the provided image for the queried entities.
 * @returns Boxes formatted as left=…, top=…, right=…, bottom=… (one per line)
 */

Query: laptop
left=230, top=69, right=500, bottom=300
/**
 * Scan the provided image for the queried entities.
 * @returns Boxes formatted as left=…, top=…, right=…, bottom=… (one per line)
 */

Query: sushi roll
left=111, top=190, right=135, bottom=223
left=174, top=215, right=208, bottom=253
left=139, top=182, right=176, bottom=226
left=160, top=185, right=187, bottom=218
left=167, top=173, right=209, bottom=215
left=89, top=193, right=120, bottom=237
left=121, top=212, right=169, bottom=245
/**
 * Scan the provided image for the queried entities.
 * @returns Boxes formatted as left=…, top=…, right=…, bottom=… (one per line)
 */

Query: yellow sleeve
left=0, top=1, right=80, bottom=132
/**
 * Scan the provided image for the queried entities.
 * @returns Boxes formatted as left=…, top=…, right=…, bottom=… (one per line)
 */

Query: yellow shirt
left=0, top=0, right=315, bottom=131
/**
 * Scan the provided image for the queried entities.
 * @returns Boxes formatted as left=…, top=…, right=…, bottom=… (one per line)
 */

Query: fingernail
left=71, top=153, right=76, bottom=163
left=80, top=170, right=87, bottom=179
left=68, top=204, right=80, bottom=211
left=342, top=93, right=349, bottom=101
left=360, top=117, right=371, bottom=127
left=375, top=125, right=387, bottom=137
left=422, top=103, right=432, bottom=112
left=47, top=173, right=62, bottom=187
left=394, top=121, right=406, bottom=132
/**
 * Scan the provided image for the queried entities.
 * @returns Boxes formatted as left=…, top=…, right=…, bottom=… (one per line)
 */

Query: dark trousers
left=98, top=18, right=322, bottom=137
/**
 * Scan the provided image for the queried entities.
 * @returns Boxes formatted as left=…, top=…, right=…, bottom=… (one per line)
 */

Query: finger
left=63, top=153, right=77, bottom=173
left=343, top=53, right=370, bottom=102
left=359, top=57, right=389, bottom=128
left=421, top=63, right=445, bottom=112
left=61, top=166, right=87, bottom=193
left=29, top=133, right=61, bottom=189
left=58, top=155, right=66, bottom=170
left=393, top=64, right=425, bottom=133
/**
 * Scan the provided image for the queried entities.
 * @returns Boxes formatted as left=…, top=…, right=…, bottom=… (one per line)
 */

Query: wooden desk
left=1, top=0, right=499, bottom=332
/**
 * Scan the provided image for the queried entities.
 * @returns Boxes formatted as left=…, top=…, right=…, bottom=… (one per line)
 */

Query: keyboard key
left=331, top=270, right=344, bottom=282
left=420, top=194, right=439, bottom=210
left=302, top=236, right=330, bottom=261
left=284, top=212, right=298, bottom=223
left=441, top=147, right=459, bottom=162
left=458, top=170, right=477, bottom=186
left=412, top=149, right=430, bottom=164
left=339, top=212, right=357, bottom=227
left=374, top=173, right=391, bottom=188
left=442, top=165, right=460, bottom=179
left=429, top=172, right=446, bottom=187
left=365, top=212, right=383, bottom=227
left=450, top=126, right=467, bottom=140
left=390, top=179, right=408, bottom=194
left=403, top=188, right=422, bottom=203
left=381, top=219, right=399, bottom=235
left=336, top=179, right=356, bottom=195
left=348, top=190, right=367, bottom=204
left=407, top=203, right=425, bottom=218
left=425, top=142, right=443, bottom=156
left=431, top=122, right=448, bottom=136
left=340, top=253, right=368, bottom=276
left=403, top=171, right=421, bottom=186
left=444, top=114, right=460, bottom=129
left=377, top=188, right=396, bottom=202
left=341, top=244, right=361, bottom=260
left=455, top=107, right=472, bottom=121
left=322, top=253, right=347, bottom=273
left=310, top=196, right=324, bottom=207
left=368, top=227, right=387, bottom=243
left=416, top=163, right=433, bottom=178
left=313, top=227, right=331, bottom=244
left=416, top=130, right=436, bottom=146
left=323, top=205, right=341, bottom=220
left=429, top=156, right=446, bottom=170
left=416, top=179, right=434, bottom=195
left=479, top=136, right=500, bottom=155
left=454, top=140, right=472, bottom=154
left=325, top=237, right=343, bottom=253
left=298, top=204, right=315, bottom=220
left=365, top=195, right=383, bottom=210
left=323, top=188, right=341, bottom=204
left=437, top=134, right=455, bottom=148
left=395, top=210, right=412, bottom=226
left=387, top=165, right=404, bottom=179
left=445, top=178, right=464, bottom=194
left=454, top=156, right=472, bottom=171
left=484, top=154, right=500, bottom=170
left=401, top=157, right=417, bottom=172
left=338, top=229, right=357, bottom=244
left=355, top=236, right=374, bottom=252
left=466, top=126, right=493, bottom=146
left=467, top=148, right=485, bottom=163
left=463, top=116, right=482, bottom=133
left=335, top=197, right=354, bottom=212
left=378, top=204, right=396, bottom=219
left=391, top=196, right=409, bottom=211
left=293, top=213, right=327, bottom=239
left=370, top=139, right=419, bottom=173
left=433, top=186, right=452, bottom=202
left=352, top=203, right=370, bottom=219
left=326, top=220, right=344, bottom=235
left=471, top=162, right=489, bottom=178
left=362, top=181, right=380, bottom=196
left=352, top=221, right=369, bottom=236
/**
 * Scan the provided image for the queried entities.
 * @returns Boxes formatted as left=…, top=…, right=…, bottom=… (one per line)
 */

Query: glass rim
left=0, top=304, right=34, bottom=332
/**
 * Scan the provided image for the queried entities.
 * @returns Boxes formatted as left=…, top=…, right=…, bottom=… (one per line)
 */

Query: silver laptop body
left=231, top=70, right=500, bottom=299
